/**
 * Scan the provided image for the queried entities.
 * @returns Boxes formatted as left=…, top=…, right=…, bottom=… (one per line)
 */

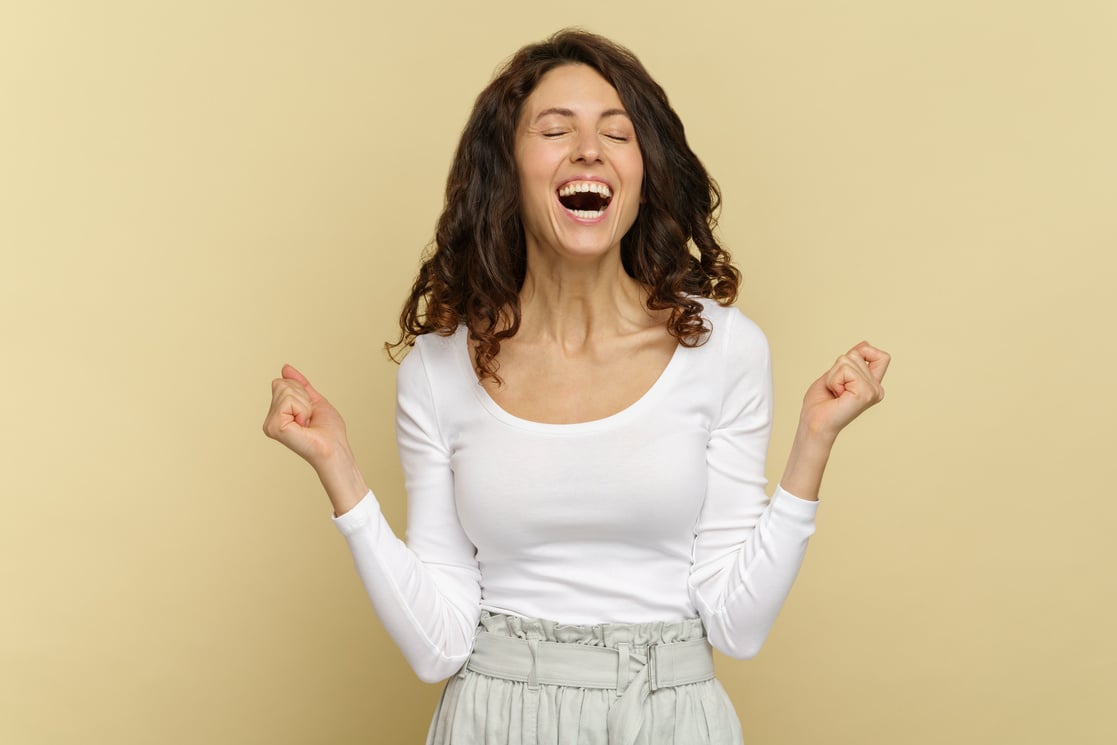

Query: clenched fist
left=263, top=364, right=351, bottom=466
left=799, top=341, right=889, bottom=440
left=263, top=365, right=369, bottom=514
left=779, top=341, right=890, bottom=502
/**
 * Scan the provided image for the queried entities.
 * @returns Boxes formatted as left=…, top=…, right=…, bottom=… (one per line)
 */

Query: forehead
left=519, top=64, right=626, bottom=122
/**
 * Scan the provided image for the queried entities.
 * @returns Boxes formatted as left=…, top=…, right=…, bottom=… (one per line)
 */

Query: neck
left=517, top=252, right=651, bottom=347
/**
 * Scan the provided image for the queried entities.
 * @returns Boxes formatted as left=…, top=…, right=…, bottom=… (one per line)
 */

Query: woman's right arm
left=263, top=356, right=482, bottom=683
left=263, top=363, right=369, bottom=515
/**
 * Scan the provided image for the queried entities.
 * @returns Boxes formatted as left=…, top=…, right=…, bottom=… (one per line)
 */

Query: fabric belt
left=464, top=632, right=716, bottom=745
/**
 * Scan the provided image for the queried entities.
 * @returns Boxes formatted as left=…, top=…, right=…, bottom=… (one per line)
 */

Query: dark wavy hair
left=387, top=28, right=739, bottom=382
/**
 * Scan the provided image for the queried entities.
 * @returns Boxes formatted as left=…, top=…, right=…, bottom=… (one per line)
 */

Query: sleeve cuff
left=331, top=489, right=380, bottom=537
left=772, top=483, right=821, bottom=518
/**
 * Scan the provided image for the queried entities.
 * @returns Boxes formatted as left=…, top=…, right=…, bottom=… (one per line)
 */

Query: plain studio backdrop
left=2, top=1, right=1114, bottom=743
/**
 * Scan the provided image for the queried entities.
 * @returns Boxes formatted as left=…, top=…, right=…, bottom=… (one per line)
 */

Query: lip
left=556, top=175, right=614, bottom=191
left=555, top=176, right=615, bottom=224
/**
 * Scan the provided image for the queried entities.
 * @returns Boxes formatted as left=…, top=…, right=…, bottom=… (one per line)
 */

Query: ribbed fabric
left=333, top=300, right=820, bottom=683
left=425, top=613, right=743, bottom=745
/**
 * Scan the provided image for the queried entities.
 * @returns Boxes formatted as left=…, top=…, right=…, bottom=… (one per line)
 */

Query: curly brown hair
left=387, top=29, right=740, bottom=382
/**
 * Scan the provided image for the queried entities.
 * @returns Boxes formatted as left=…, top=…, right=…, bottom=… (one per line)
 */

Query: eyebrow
left=533, top=107, right=631, bottom=122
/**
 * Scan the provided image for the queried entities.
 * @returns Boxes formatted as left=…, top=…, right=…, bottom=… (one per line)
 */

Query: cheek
left=615, top=148, right=644, bottom=199
left=631, top=153, right=645, bottom=187
left=517, top=141, right=553, bottom=172
left=625, top=161, right=645, bottom=206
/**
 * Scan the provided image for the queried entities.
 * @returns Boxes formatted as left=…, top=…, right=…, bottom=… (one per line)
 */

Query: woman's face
left=514, top=64, right=643, bottom=264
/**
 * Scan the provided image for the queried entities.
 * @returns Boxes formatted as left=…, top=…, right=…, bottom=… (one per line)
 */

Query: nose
left=570, top=130, right=601, bottom=164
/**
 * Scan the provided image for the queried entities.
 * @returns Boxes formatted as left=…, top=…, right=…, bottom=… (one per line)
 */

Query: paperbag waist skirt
left=425, top=612, right=744, bottom=745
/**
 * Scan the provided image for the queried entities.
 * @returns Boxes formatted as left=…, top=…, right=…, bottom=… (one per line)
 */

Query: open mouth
left=557, top=181, right=613, bottom=219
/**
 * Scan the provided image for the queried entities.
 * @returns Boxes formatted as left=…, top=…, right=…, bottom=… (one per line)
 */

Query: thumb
left=281, top=364, right=326, bottom=404
left=849, top=341, right=891, bottom=384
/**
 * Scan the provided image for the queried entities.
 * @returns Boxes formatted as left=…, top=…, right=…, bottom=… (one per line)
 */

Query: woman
left=264, top=29, right=888, bottom=745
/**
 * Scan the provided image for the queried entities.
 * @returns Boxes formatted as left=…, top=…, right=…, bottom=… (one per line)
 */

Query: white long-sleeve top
left=333, top=299, right=819, bottom=683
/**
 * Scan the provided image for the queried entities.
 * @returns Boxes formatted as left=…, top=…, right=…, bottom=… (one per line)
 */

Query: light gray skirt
left=425, top=612, right=744, bottom=745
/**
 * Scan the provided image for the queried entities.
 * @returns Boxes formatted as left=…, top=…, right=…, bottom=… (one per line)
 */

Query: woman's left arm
left=779, top=341, right=890, bottom=502
left=689, top=313, right=889, bottom=658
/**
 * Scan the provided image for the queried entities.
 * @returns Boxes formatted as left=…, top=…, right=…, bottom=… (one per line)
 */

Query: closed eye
left=604, top=133, right=631, bottom=142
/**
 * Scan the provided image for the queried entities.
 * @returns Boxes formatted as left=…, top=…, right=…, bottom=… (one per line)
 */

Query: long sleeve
left=687, top=310, right=819, bottom=659
left=332, top=342, right=482, bottom=683
left=329, top=306, right=814, bottom=675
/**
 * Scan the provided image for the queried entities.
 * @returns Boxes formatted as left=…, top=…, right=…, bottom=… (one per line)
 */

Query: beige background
left=2, top=1, right=1114, bottom=743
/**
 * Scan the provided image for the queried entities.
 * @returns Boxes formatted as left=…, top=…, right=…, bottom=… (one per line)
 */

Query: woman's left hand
left=799, top=341, right=890, bottom=442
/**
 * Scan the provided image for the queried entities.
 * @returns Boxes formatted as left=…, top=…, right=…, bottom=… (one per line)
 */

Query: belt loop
left=527, top=639, right=540, bottom=690
left=647, top=642, right=659, bottom=693
left=616, top=642, right=631, bottom=694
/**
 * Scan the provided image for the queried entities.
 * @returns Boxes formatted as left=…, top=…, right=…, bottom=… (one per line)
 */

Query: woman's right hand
left=263, top=364, right=369, bottom=514
left=263, top=364, right=350, bottom=467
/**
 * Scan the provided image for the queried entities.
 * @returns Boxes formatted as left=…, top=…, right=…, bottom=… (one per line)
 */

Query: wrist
left=795, top=417, right=839, bottom=451
left=781, top=423, right=836, bottom=503
left=313, top=441, right=358, bottom=473
left=314, top=447, right=369, bottom=516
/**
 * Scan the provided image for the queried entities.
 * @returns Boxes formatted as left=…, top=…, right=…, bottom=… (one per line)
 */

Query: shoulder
left=688, top=300, right=773, bottom=417
left=401, top=327, right=465, bottom=373
left=397, top=326, right=468, bottom=400
left=692, top=298, right=769, bottom=362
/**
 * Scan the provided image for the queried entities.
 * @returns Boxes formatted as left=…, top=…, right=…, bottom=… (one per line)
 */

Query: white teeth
left=558, top=181, right=613, bottom=198
left=570, top=209, right=605, bottom=219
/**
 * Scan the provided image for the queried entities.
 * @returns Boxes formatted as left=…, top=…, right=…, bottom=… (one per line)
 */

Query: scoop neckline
left=456, top=328, right=686, bottom=434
